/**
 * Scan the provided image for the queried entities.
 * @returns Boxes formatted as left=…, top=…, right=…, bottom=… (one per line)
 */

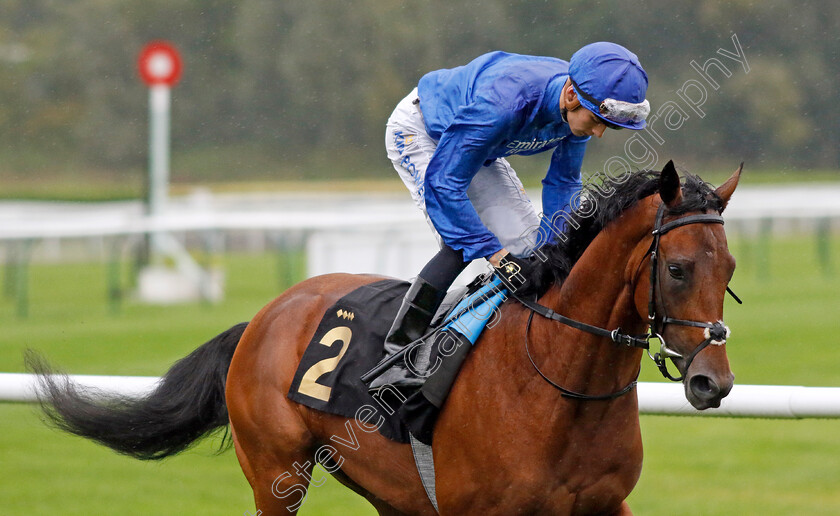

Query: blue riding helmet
left=568, top=42, right=650, bottom=130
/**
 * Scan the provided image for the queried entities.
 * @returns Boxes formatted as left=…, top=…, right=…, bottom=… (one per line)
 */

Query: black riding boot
left=365, top=245, right=466, bottom=390
left=368, top=276, right=447, bottom=390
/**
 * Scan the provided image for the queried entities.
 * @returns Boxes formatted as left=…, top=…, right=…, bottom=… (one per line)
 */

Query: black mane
left=532, top=169, right=723, bottom=292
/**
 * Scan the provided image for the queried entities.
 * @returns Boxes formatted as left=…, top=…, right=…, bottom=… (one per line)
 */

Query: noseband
left=514, top=202, right=739, bottom=400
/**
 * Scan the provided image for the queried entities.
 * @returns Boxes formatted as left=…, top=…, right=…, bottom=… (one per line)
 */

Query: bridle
left=513, top=202, right=739, bottom=400
left=644, top=204, right=737, bottom=382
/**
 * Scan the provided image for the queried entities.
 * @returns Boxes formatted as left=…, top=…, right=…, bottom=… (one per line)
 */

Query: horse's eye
left=668, top=264, right=685, bottom=280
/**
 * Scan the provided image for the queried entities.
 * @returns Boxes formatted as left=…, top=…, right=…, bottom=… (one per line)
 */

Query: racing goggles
left=570, top=78, right=650, bottom=130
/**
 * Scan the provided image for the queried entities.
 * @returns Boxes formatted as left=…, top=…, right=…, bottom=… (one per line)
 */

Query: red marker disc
left=138, top=41, right=182, bottom=87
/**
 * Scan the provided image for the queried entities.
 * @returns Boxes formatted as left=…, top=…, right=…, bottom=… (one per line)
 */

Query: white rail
left=1, top=184, right=840, bottom=243
left=0, top=373, right=160, bottom=402
left=636, top=382, right=840, bottom=418
left=2, top=372, right=839, bottom=418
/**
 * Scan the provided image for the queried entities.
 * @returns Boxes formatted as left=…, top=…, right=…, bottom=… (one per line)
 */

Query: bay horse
left=30, top=161, right=741, bottom=515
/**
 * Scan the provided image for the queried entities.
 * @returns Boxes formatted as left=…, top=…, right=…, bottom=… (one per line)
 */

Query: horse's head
left=634, top=160, right=741, bottom=409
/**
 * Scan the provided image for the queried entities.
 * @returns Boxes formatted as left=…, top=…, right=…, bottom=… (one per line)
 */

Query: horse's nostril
left=689, top=375, right=721, bottom=400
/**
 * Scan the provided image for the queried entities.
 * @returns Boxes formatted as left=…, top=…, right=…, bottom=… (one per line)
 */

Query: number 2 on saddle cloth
left=287, top=275, right=508, bottom=445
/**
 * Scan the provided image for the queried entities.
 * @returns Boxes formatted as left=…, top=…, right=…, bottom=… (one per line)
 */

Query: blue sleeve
left=424, top=86, right=523, bottom=262
left=537, top=136, right=588, bottom=246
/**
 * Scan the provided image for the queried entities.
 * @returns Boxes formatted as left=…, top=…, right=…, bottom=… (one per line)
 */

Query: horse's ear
left=714, top=162, right=744, bottom=211
left=659, top=160, right=682, bottom=208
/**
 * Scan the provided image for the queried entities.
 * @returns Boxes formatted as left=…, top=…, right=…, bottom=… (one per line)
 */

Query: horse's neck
left=532, top=206, right=651, bottom=395
left=555, top=221, right=648, bottom=332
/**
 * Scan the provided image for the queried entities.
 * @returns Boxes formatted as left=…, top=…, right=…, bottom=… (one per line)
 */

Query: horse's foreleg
left=610, top=500, right=633, bottom=516
left=250, top=455, right=316, bottom=516
left=229, top=400, right=317, bottom=515
left=373, top=505, right=412, bottom=516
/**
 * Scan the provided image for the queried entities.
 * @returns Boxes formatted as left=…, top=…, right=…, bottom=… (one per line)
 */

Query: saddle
left=287, top=274, right=507, bottom=444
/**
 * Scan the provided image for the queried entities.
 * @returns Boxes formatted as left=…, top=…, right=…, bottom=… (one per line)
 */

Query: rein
left=513, top=203, right=738, bottom=400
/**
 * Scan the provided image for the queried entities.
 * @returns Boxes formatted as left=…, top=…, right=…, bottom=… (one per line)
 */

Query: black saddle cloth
left=287, top=276, right=487, bottom=443
left=287, top=279, right=414, bottom=442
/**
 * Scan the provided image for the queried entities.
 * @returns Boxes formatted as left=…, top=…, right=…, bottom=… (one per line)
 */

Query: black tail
left=26, top=322, right=248, bottom=461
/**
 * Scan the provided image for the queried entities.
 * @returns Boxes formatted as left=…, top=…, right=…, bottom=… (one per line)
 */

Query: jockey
left=370, top=42, right=650, bottom=388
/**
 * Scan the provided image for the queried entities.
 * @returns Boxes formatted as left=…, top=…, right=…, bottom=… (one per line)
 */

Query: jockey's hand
left=493, top=253, right=535, bottom=294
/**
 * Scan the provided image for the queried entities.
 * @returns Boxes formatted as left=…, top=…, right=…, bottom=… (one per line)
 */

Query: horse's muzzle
left=686, top=371, right=734, bottom=409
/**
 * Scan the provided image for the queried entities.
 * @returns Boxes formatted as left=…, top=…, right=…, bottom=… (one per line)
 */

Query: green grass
left=1, top=235, right=840, bottom=515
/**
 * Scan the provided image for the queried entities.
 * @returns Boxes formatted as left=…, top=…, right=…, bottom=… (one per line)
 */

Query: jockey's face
left=567, top=108, right=608, bottom=138
left=561, top=79, right=609, bottom=139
